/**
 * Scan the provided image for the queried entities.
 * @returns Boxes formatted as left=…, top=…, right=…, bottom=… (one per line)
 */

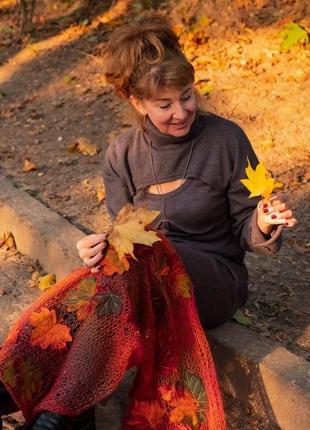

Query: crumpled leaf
left=101, top=204, right=161, bottom=275
left=97, top=188, right=105, bottom=202
left=240, top=159, right=283, bottom=200
left=0, top=231, right=16, bottom=250
left=64, top=278, right=97, bottom=320
left=127, top=399, right=165, bottom=429
left=38, top=274, right=56, bottom=291
left=30, top=307, right=72, bottom=350
left=23, top=158, right=37, bottom=172
left=280, top=22, right=309, bottom=52
left=67, top=138, right=99, bottom=156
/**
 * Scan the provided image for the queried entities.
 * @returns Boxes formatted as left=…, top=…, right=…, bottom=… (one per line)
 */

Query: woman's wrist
left=257, top=217, right=273, bottom=236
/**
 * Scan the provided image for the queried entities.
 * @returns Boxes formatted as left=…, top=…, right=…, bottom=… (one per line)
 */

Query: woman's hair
left=102, top=16, right=195, bottom=100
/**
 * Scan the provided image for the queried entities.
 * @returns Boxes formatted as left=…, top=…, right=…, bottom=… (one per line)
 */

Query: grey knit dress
left=103, top=113, right=282, bottom=328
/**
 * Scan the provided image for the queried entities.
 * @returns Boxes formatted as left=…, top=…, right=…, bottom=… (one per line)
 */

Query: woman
left=78, top=16, right=296, bottom=328
left=0, top=16, right=297, bottom=430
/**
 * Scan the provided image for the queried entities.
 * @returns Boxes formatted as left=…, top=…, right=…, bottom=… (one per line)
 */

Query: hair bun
left=103, top=15, right=192, bottom=99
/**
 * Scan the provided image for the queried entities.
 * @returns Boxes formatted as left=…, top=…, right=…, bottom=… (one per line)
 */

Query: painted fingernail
left=263, top=208, right=269, bottom=213
left=263, top=203, right=268, bottom=208
left=271, top=214, right=277, bottom=219
left=285, top=222, right=289, bottom=226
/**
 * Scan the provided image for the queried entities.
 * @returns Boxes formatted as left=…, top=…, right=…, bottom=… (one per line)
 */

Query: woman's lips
left=170, top=120, right=188, bottom=128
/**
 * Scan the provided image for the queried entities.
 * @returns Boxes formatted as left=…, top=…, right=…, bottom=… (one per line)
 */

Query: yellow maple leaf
left=108, top=204, right=161, bottom=260
left=240, top=159, right=283, bottom=200
left=38, top=274, right=56, bottom=291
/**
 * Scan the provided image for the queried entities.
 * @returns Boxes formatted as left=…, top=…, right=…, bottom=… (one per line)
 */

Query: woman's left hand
left=257, top=192, right=298, bottom=235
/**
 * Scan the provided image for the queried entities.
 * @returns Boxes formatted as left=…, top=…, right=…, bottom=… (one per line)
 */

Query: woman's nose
left=172, top=103, right=187, bottom=120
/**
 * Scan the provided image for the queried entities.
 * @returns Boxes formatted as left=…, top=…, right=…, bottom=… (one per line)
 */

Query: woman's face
left=131, top=84, right=197, bottom=137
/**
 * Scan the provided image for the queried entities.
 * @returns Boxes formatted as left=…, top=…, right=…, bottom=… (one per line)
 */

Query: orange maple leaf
left=127, top=399, right=166, bottom=429
left=101, top=246, right=130, bottom=276
left=30, top=307, right=72, bottom=350
left=170, top=391, right=199, bottom=426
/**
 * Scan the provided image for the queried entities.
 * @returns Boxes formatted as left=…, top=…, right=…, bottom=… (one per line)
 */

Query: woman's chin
left=168, top=126, right=191, bottom=137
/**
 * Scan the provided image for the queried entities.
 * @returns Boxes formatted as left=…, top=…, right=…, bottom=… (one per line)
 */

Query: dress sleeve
left=103, top=146, right=132, bottom=220
left=227, top=126, right=282, bottom=255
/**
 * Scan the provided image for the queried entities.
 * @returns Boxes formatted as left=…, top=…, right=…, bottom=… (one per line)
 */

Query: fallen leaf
left=199, top=83, right=213, bottom=95
left=232, top=308, right=251, bottom=326
left=97, top=188, right=105, bottom=202
left=30, top=307, right=72, bottom=350
left=23, top=158, right=37, bottom=172
left=0, top=231, right=16, bottom=250
left=240, top=159, right=283, bottom=200
left=64, top=75, right=77, bottom=85
left=38, top=274, right=56, bottom=291
left=67, top=138, right=99, bottom=156
left=280, top=22, right=309, bottom=52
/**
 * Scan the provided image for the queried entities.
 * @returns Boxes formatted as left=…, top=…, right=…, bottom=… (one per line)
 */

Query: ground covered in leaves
left=0, top=0, right=309, bottom=371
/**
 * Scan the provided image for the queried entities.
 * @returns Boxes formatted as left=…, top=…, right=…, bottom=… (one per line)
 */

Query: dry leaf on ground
left=38, top=274, right=56, bottom=291
left=23, top=158, right=37, bottom=172
left=0, top=231, right=16, bottom=250
left=67, top=137, right=99, bottom=156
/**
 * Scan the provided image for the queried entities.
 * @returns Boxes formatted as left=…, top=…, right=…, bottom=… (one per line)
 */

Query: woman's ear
left=129, top=95, right=146, bottom=116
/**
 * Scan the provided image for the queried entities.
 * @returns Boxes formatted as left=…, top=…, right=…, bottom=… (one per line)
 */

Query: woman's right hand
left=76, top=233, right=107, bottom=270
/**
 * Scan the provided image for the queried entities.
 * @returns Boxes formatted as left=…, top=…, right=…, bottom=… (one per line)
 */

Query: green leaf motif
left=19, top=358, right=43, bottom=401
left=64, top=278, right=97, bottom=308
left=232, top=308, right=250, bottom=326
left=280, top=22, right=309, bottom=52
left=183, top=370, right=208, bottom=408
left=95, top=291, right=123, bottom=316
left=2, top=360, right=16, bottom=388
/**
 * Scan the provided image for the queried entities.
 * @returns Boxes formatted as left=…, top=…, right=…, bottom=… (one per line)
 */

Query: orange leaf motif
left=30, top=307, right=72, bottom=350
left=170, top=391, right=199, bottom=426
left=64, top=278, right=97, bottom=320
left=169, top=258, right=192, bottom=299
left=128, top=399, right=166, bottom=429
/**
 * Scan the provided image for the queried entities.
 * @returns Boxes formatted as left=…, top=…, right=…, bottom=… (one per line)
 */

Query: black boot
left=0, top=381, right=19, bottom=416
left=26, top=407, right=96, bottom=430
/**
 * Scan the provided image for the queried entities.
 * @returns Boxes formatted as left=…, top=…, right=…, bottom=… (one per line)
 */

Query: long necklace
left=147, top=137, right=195, bottom=195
